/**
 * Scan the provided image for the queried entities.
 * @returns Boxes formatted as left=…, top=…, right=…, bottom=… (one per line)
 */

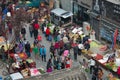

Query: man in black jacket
left=25, top=41, right=31, bottom=57
left=21, top=27, right=26, bottom=40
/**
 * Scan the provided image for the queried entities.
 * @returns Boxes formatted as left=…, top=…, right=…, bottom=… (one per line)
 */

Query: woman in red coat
left=45, top=27, right=50, bottom=38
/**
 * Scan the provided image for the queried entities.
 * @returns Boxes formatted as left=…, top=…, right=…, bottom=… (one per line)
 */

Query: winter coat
left=34, top=23, right=39, bottom=30
left=46, top=28, right=50, bottom=35
left=42, top=47, right=46, bottom=55
left=21, top=28, right=26, bottom=34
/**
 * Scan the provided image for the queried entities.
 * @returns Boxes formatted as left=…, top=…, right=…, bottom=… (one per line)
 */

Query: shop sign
left=77, top=0, right=93, bottom=9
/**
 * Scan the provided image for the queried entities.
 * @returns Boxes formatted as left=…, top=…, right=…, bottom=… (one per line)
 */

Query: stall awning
left=51, top=8, right=67, bottom=16
left=51, top=8, right=73, bottom=18
left=61, top=12, right=73, bottom=18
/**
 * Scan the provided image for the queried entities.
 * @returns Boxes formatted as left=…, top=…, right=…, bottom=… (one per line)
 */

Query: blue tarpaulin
left=26, top=0, right=45, bottom=7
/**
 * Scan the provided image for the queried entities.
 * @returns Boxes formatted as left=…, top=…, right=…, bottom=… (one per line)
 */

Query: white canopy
left=51, top=8, right=73, bottom=18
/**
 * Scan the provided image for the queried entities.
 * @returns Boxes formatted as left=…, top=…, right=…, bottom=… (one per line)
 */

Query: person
left=25, top=41, right=31, bottom=57
left=45, top=27, right=50, bottom=40
left=107, top=73, right=116, bottom=80
left=65, top=57, right=70, bottom=69
left=50, top=43, right=55, bottom=58
left=42, top=46, right=47, bottom=62
left=53, top=56, right=58, bottom=70
left=53, top=27, right=57, bottom=36
left=54, top=41, right=60, bottom=54
left=73, top=44, right=78, bottom=61
left=33, top=29, right=38, bottom=39
left=21, top=27, right=26, bottom=40
left=76, top=35, right=82, bottom=44
left=117, top=66, right=120, bottom=78
left=97, top=68, right=103, bottom=80
left=0, top=46, right=6, bottom=61
left=33, top=22, right=39, bottom=39
left=39, top=45, right=42, bottom=56
left=7, top=21, right=13, bottom=34
left=89, top=57, right=96, bottom=74
left=29, top=24, right=33, bottom=37
left=84, top=41, right=90, bottom=51
left=15, top=44, right=20, bottom=53
left=33, top=45, right=39, bottom=59
left=82, top=35, right=89, bottom=44
left=18, top=41, right=24, bottom=53
left=57, top=33, right=61, bottom=42
left=46, top=58, right=53, bottom=73
left=41, top=22, right=46, bottom=33
left=92, top=65, right=99, bottom=80
left=34, top=38, right=38, bottom=46
left=82, top=59, right=88, bottom=69
left=63, top=35, right=69, bottom=44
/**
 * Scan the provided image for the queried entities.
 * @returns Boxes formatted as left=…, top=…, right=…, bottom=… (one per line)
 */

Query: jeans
left=74, top=54, right=77, bottom=61
left=26, top=51, right=31, bottom=57
left=30, top=31, right=33, bottom=37
left=90, top=65, right=95, bottom=74
left=42, top=55, right=46, bottom=62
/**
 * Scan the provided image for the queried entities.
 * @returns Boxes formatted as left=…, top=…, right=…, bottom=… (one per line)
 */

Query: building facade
left=72, top=0, right=120, bottom=41
left=60, top=0, right=72, bottom=11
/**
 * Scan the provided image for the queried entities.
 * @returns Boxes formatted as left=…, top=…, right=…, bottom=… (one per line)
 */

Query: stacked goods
left=18, top=53, right=28, bottom=60
left=21, top=68, right=30, bottom=78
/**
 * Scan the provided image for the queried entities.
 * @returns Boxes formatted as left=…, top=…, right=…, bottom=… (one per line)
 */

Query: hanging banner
left=113, top=29, right=118, bottom=49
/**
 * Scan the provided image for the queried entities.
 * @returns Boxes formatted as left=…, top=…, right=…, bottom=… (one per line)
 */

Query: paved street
left=0, top=23, right=119, bottom=80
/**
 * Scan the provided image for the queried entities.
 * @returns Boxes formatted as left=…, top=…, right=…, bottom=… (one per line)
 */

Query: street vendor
left=0, top=45, right=6, bottom=61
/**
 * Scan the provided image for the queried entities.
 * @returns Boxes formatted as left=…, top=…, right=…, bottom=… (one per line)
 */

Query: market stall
left=50, top=8, right=73, bottom=27
left=0, top=36, right=11, bottom=51
left=81, top=47, right=120, bottom=79
left=8, top=52, right=45, bottom=79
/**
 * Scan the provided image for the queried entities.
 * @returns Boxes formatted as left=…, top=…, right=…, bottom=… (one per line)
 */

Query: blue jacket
left=42, top=47, right=47, bottom=55
left=39, top=48, right=43, bottom=55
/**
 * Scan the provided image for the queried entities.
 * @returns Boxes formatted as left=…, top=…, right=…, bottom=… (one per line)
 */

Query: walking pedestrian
left=25, top=41, right=31, bottom=57
left=73, top=44, right=78, bottom=61
left=41, top=46, right=47, bottom=62
left=29, top=24, right=33, bottom=37
left=89, top=57, right=96, bottom=74
left=50, top=43, right=55, bottom=59
left=33, top=23, right=39, bottom=39
left=45, top=27, right=50, bottom=40
left=21, top=26, right=26, bottom=40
